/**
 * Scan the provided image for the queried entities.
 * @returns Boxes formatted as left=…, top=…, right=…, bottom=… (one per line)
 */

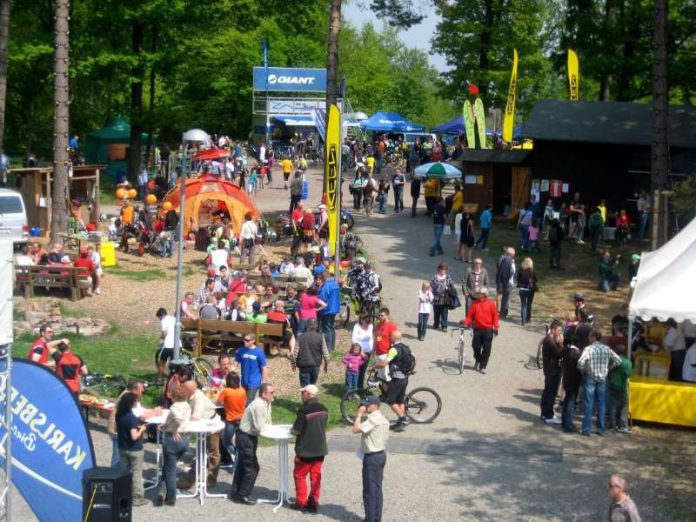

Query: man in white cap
left=290, top=384, right=329, bottom=513
left=353, top=395, right=389, bottom=522
left=317, top=204, right=328, bottom=236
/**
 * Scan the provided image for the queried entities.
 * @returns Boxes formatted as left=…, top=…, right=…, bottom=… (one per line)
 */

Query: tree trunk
left=128, top=22, right=144, bottom=183
left=325, top=0, right=341, bottom=111
left=144, top=23, right=157, bottom=169
left=651, top=0, right=669, bottom=246
left=0, top=0, right=10, bottom=183
left=51, top=0, right=70, bottom=243
left=478, top=0, right=494, bottom=96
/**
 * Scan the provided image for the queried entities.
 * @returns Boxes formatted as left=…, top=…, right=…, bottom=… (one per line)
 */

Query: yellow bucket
left=100, top=241, right=116, bottom=267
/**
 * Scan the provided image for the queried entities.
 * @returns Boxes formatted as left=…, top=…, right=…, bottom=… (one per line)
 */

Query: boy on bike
left=374, top=331, right=416, bottom=432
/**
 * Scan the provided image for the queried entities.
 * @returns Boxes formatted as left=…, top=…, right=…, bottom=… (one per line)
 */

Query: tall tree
left=0, top=0, right=10, bottom=179
left=50, top=0, right=70, bottom=243
left=127, top=20, right=144, bottom=181
left=326, top=0, right=341, bottom=111
left=651, top=0, right=669, bottom=246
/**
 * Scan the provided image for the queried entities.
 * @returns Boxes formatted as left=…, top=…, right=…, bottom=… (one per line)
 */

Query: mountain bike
left=340, top=370, right=442, bottom=425
left=337, top=286, right=380, bottom=327
left=154, top=344, right=215, bottom=388
left=452, top=326, right=473, bottom=374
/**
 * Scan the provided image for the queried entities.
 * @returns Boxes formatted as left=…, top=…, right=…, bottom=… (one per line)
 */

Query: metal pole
left=0, top=344, right=12, bottom=522
left=172, top=144, right=188, bottom=363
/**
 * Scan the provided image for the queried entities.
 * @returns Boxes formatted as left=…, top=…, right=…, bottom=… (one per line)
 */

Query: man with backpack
left=375, top=331, right=416, bottom=432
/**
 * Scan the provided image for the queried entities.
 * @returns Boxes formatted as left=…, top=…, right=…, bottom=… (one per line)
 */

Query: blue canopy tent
left=432, top=115, right=465, bottom=134
left=361, top=112, right=425, bottom=132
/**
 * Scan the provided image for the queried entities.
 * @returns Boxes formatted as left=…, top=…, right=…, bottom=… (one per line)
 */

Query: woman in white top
left=158, top=386, right=191, bottom=506
left=239, top=212, right=258, bottom=266
left=351, top=314, right=374, bottom=388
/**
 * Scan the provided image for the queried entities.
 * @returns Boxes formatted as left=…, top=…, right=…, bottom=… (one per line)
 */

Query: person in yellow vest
left=365, top=154, right=376, bottom=174
left=423, top=178, right=441, bottom=216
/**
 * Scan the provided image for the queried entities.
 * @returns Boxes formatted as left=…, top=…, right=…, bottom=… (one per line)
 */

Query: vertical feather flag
left=324, top=104, right=340, bottom=255
left=463, top=100, right=475, bottom=148
left=503, top=49, right=518, bottom=144
left=474, top=98, right=488, bottom=149
left=568, top=49, right=579, bottom=100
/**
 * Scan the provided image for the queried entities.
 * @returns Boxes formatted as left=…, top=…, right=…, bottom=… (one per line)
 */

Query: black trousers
left=432, top=304, right=448, bottom=329
left=231, top=431, right=259, bottom=498
left=472, top=328, right=494, bottom=369
left=363, top=451, right=386, bottom=522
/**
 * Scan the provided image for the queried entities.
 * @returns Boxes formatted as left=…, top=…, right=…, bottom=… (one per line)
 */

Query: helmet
left=355, top=257, right=366, bottom=265
left=573, top=293, right=585, bottom=302
left=363, top=260, right=372, bottom=269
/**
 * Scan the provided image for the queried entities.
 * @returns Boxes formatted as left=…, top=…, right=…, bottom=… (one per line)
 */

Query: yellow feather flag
left=568, top=49, right=579, bottom=100
left=502, top=49, right=518, bottom=144
left=324, top=104, right=341, bottom=256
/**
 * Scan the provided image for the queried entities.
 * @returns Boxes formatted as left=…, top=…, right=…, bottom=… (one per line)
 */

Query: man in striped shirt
left=577, top=330, right=621, bottom=436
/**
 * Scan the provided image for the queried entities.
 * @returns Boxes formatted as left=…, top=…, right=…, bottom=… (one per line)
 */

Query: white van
left=0, top=188, right=28, bottom=244
left=402, top=132, right=437, bottom=147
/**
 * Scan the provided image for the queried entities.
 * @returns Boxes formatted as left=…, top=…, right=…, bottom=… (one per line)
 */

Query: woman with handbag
left=430, top=263, right=453, bottom=332
left=517, top=257, right=538, bottom=326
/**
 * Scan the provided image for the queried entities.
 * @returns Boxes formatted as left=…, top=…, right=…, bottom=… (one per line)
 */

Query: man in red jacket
left=463, top=287, right=499, bottom=374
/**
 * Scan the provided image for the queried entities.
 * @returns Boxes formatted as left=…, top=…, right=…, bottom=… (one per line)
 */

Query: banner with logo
left=567, top=49, right=579, bottom=101
left=324, top=104, right=340, bottom=256
left=0, top=359, right=95, bottom=521
left=253, top=67, right=327, bottom=93
left=503, top=48, right=519, bottom=144
left=474, top=98, right=488, bottom=149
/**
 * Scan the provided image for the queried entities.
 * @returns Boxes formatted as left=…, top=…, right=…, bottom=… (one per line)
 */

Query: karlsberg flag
left=0, top=359, right=95, bottom=521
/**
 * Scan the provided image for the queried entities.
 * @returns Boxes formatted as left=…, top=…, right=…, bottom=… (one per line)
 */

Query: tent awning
left=361, top=112, right=425, bottom=132
left=272, top=115, right=315, bottom=127
left=432, top=116, right=465, bottom=134
left=629, top=217, right=696, bottom=322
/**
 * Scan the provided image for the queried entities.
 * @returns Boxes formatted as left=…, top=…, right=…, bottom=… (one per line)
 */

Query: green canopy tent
left=85, top=115, right=149, bottom=178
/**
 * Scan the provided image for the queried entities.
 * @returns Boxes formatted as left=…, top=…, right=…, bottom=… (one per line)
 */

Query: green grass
left=14, top=326, right=161, bottom=406
left=109, top=265, right=169, bottom=282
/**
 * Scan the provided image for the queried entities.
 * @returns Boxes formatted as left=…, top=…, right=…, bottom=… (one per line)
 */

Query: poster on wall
left=549, top=179, right=563, bottom=198
left=540, top=179, right=549, bottom=192
left=562, top=183, right=569, bottom=193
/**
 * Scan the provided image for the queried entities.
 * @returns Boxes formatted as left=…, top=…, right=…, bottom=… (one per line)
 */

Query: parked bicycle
left=82, top=373, right=128, bottom=397
left=154, top=343, right=215, bottom=388
left=337, top=286, right=380, bottom=327
left=452, top=326, right=474, bottom=374
left=340, top=369, right=442, bottom=425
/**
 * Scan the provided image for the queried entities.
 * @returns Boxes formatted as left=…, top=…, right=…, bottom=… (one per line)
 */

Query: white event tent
left=629, top=216, right=696, bottom=324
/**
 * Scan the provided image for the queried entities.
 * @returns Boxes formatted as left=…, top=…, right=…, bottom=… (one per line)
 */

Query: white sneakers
left=544, top=417, right=562, bottom=425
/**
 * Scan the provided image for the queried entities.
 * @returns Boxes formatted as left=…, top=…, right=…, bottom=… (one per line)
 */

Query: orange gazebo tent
left=162, top=174, right=262, bottom=237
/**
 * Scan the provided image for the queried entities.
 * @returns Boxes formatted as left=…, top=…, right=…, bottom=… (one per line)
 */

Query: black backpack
left=389, top=343, right=415, bottom=375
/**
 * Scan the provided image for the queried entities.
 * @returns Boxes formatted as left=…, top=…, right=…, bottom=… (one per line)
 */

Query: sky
left=342, top=2, right=448, bottom=72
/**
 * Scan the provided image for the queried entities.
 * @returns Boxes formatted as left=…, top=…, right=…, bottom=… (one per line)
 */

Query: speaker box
left=82, top=466, right=132, bottom=522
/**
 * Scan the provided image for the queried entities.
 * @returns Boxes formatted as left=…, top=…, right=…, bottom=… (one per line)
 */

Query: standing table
left=258, top=424, right=294, bottom=513
left=178, top=419, right=226, bottom=505
left=144, top=410, right=169, bottom=491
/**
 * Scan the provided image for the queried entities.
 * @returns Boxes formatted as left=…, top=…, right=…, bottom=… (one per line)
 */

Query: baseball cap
left=361, top=395, right=380, bottom=407
left=318, top=204, right=327, bottom=210
left=631, top=253, right=641, bottom=262
left=300, top=384, right=319, bottom=395
left=314, top=265, right=327, bottom=276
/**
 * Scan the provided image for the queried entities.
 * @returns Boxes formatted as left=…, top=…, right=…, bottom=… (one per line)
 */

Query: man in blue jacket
left=317, top=266, right=341, bottom=351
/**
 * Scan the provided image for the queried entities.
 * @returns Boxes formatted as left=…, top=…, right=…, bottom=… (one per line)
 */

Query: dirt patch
left=485, top=220, right=637, bottom=331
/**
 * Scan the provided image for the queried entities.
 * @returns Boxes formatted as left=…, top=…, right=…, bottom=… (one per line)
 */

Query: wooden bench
left=245, top=273, right=308, bottom=288
left=15, top=265, right=92, bottom=301
left=181, top=318, right=286, bottom=357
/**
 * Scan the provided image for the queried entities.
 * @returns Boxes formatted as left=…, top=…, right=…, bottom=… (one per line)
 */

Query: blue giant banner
left=253, top=67, right=327, bottom=93
left=0, top=359, right=95, bottom=521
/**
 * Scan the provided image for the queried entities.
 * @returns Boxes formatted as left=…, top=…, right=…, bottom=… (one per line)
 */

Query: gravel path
left=9, top=167, right=693, bottom=521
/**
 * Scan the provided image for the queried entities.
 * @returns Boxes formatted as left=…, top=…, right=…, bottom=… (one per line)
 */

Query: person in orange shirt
left=463, top=287, right=499, bottom=374
left=217, top=372, right=247, bottom=458
left=121, top=201, right=135, bottom=225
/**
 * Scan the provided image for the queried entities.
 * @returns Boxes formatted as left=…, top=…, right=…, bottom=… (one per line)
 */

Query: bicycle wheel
left=338, top=301, right=351, bottom=328
left=340, top=388, right=373, bottom=424
left=458, top=338, right=465, bottom=374
left=405, top=387, right=442, bottom=424
left=193, top=357, right=215, bottom=386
